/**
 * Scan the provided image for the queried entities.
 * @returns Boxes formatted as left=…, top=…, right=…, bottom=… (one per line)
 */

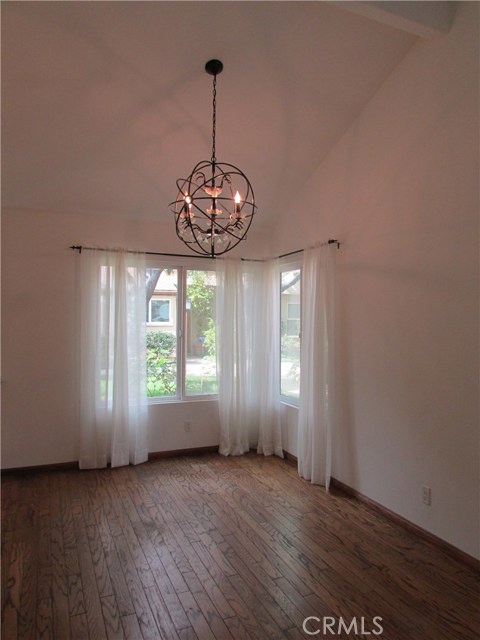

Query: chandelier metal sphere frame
left=170, top=60, right=257, bottom=258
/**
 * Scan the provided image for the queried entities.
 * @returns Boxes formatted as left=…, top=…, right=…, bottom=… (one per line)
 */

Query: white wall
left=3, top=210, right=271, bottom=468
left=275, top=2, right=479, bottom=559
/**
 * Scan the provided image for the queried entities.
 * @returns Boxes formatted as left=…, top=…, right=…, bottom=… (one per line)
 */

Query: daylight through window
left=280, top=268, right=301, bottom=400
left=145, top=265, right=217, bottom=400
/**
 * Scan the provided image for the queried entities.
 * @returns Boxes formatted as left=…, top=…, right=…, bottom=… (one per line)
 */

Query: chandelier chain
left=211, top=74, right=217, bottom=164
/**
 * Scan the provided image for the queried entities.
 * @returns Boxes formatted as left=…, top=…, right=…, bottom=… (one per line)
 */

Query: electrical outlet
left=184, top=420, right=192, bottom=432
left=421, top=485, right=432, bottom=506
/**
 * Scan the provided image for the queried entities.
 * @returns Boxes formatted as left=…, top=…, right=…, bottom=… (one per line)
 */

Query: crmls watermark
left=302, top=616, right=384, bottom=636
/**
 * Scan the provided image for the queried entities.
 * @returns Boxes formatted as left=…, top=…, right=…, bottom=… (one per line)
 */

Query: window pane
left=150, top=299, right=170, bottom=323
left=288, top=302, right=300, bottom=319
left=146, top=268, right=177, bottom=398
left=185, top=270, right=218, bottom=395
left=281, top=269, right=301, bottom=399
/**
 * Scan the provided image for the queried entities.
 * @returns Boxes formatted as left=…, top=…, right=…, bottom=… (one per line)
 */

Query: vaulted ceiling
left=2, top=2, right=449, bottom=231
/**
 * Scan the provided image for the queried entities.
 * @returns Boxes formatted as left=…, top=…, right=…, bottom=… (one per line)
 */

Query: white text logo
left=302, top=616, right=384, bottom=636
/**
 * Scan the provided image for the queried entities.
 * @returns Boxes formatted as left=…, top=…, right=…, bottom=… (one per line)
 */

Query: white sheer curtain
left=257, top=260, right=283, bottom=457
left=297, top=243, right=336, bottom=489
left=78, top=250, right=148, bottom=469
left=216, top=259, right=283, bottom=457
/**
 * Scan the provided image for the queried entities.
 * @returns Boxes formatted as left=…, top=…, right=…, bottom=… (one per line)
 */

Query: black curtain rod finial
left=328, top=239, right=340, bottom=249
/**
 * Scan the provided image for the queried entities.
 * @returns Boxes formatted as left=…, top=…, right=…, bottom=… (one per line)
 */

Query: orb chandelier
left=170, top=60, right=257, bottom=258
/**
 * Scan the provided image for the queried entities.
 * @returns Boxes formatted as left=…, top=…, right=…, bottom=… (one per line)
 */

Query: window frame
left=145, top=256, right=218, bottom=404
left=279, top=258, right=302, bottom=406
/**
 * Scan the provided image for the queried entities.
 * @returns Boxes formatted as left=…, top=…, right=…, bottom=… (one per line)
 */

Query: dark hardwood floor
left=2, top=453, right=479, bottom=639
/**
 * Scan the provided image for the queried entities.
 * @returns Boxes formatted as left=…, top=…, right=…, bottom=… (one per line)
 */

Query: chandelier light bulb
left=234, top=191, right=241, bottom=214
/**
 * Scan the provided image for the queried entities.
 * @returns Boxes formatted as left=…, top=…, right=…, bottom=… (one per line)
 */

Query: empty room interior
left=1, top=1, right=479, bottom=639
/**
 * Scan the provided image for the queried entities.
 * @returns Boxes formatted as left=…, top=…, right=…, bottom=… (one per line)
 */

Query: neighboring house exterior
left=281, top=280, right=300, bottom=337
left=146, top=270, right=177, bottom=336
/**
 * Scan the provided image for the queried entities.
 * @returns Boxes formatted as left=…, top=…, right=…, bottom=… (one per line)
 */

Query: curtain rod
left=278, top=239, right=340, bottom=259
left=69, top=245, right=263, bottom=262
left=69, top=245, right=215, bottom=260
left=70, top=238, right=340, bottom=261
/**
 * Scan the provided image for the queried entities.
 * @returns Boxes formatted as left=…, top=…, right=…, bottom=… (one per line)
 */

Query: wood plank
left=221, top=616, right=252, bottom=640
left=226, top=572, right=287, bottom=639
left=86, top=523, right=114, bottom=599
left=100, top=595, right=124, bottom=640
left=218, top=536, right=300, bottom=631
left=70, top=613, right=89, bottom=640
left=67, top=574, right=85, bottom=617
left=111, top=533, right=159, bottom=640
left=2, top=543, right=22, bottom=639
left=35, top=597, right=53, bottom=639
left=121, top=613, right=142, bottom=640
left=178, top=627, right=199, bottom=640
left=95, top=510, right=135, bottom=619
left=72, top=510, right=108, bottom=640
left=181, top=571, right=234, bottom=639
left=143, top=584, right=180, bottom=640
left=177, top=590, right=216, bottom=640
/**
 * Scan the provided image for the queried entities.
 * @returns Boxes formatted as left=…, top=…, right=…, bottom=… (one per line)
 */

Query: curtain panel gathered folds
left=216, top=259, right=283, bottom=458
left=297, top=243, right=337, bottom=490
left=78, top=250, right=148, bottom=469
